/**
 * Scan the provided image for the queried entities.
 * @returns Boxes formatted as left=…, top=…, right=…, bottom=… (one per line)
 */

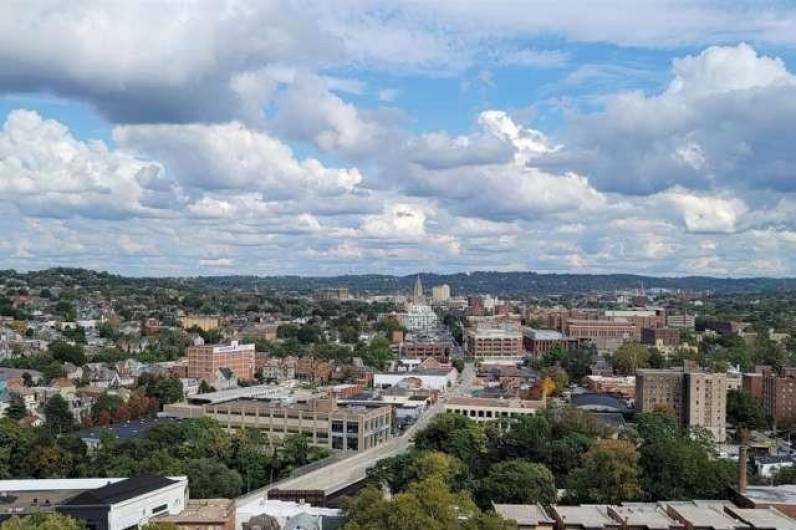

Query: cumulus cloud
left=0, top=109, right=170, bottom=219
left=113, top=121, right=362, bottom=197
left=542, top=44, right=796, bottom=195
left=0, top=1, right=340, bottom=123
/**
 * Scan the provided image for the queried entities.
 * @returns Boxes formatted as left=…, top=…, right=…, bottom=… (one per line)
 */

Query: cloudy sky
left=2, top=1, right=796, bottom=277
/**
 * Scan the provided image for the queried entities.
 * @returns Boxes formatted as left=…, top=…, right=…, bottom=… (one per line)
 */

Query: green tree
left=612, top=342, right=650, bottom=375
left=6, top=393, right=27, bottom=420
left=362, top=336, right=394, bottom=370
left=637, top=413, right=735, bottom=500
left=185, top=458, right=242, bottom=498
left=414, top=413, right=487, bottom=471
left=343, top=478, right=516, bottom=530
left=560, top=345, right=596, bottom=382
left=368, top=450, right=466, bottom=493
left=0, top=513, right=84, bottom=530
left=727, top=389, right=767, bottom=432
left=48, top=341, right=86, bottom=366
left=44, top=394, right=76, bottom=435
left=476, top=460, right=556, bottom=507
left=565, top=439, right=641, bottom=504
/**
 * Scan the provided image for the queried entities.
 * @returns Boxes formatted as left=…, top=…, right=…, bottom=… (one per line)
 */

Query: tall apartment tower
left=636, top=361, right=727, bottom=442
left=432, top=284, right=451, bottom=303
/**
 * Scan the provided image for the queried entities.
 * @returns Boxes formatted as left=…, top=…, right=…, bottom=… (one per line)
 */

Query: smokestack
left=738, top=443, right=748, bottom=493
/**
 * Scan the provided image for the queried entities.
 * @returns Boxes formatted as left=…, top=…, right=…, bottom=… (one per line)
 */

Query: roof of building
left=493, top=504, right=554, bottom=525
left=550, top=505, right=616, bottom=526
left=0, top=478, right=125, bottom=492
left=739, top=484, right=796, bottom=505
left=523, top=328, right=568, bottom=341
left=156, top=498, right=232, bottom=523
left=571, top=393, right=631, bottom=413
left=76, top=417, right=181, bottom=442
left=665, top=501, right=746, bottom=529
left=447, top=396, right=544, bottom=409
left=62, top=474, right=179, bottom=506
left=590, top=412, right=627, bottom=431
left=608, top=504, right=678, bottom=529
left=725, top=506, right=796, bottom=529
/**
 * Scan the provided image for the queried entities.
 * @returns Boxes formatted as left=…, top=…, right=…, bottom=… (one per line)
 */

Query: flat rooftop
left=494, top=504, right=553, bottom=525
left=550, top=505, right=617, bottom=526
left=739, top=484, right=796, bottom=505
left=665, top=501, right=745, bottom=530
left=726, top=506, right=796, bottom=530
left=155, top=498, right=232, bottom=523
left=523, top=328, right=567, bottom=340
left=76, top=417, right=181, bottom=441
left=447, top=397, right=544, bottom=409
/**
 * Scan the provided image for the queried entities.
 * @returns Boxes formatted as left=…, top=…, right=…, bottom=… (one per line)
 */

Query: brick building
left=640, top=327, right=682, bottom=347
left=186, top=340, right=255, bottom=382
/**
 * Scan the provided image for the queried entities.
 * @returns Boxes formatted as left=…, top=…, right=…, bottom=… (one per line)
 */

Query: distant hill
left=192, top=271, right=796, bottom=296
left=3, top=268, right=794, bottom=296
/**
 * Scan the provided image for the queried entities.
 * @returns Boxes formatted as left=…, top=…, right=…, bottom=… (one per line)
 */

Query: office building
left=184, top=397, right=391, bottom=453
left=564, top=319, right=637, bottom=352
left=466, top=328, right=523, bottom=359
left=636, top=362, right=727, bottom=442
left=399, top=331, right=453, bottom=362
left=431, top=284, right=451, bottom=304
left=186, top=340, right=255, bottom=382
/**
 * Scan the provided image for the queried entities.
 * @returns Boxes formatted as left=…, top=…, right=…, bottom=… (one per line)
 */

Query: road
left=236, top=360, right=477, bottom=511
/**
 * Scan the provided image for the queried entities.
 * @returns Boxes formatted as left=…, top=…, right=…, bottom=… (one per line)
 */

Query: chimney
left=738, top=443, right=748, bottom=494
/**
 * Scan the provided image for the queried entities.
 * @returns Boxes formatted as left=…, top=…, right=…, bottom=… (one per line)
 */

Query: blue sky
left=3, top=1, right=796, bottom=277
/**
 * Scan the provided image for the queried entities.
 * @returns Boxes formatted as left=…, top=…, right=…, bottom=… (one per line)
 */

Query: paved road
left=236, top=361, right=477, bottom=511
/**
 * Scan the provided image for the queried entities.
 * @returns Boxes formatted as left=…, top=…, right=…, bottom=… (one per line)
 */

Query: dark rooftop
left=63, top=474, right=178, bottom=506
left=76, top=417, right=181, bottom=442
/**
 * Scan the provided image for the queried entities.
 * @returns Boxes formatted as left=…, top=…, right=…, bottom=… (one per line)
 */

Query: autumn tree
left=565, top=439, right=642, bottom=504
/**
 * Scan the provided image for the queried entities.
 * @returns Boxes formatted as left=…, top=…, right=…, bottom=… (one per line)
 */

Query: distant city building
left=640, top=327, right=682, bottom=348
left=315, top=287, right=351, bottom=301
left=522, top=328, right=579, bottom=358
left=400, top=304, right=439, bottom=333
left=565, top=319, right=637, bottom=352
left=667, top=313, right=696, bottom=331
left=177, top=315, right=221, bottom=332
left=744, top=367, right=796, bottom=426
left=636, top=362, right=727, bottom=442
left=400, top=331, right=453, bottom=363
left=431, top=284, right=451, bottom=303
left=186, top=340, right=255, bottom=382
left=412, top=275, right=424, bottom=303
left=466, top=327, right=523, bottom=359
left=698, top=319, right=745, bottom=336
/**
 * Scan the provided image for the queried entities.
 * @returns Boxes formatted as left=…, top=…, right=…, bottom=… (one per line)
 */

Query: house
left=214, top=368, right=238, bottom=390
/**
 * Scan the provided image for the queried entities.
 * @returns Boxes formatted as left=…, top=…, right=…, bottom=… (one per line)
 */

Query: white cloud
left=0, top=109, right=169, bottom=219
left=114, top=121, right=362, bottom=196
left=663, top=190, right=748, bottom=234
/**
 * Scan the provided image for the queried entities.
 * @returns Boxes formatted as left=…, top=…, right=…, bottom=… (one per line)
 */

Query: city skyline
left=3, top=2, right=796, bottom=277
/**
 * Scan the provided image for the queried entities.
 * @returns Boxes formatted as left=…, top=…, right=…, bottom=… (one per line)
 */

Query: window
left=152, top=504, right=168, bottom=514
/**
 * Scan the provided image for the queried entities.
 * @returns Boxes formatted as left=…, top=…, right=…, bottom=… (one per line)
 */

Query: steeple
left=413, top=274, right=423, bottom=302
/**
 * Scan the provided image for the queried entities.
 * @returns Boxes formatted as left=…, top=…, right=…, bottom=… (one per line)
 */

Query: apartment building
left=744, top=367, right=796, bottom=426
left=640, top=327, right=682, bottom=347
left=636, top=362, right=727, bottom=442
left=466, top=328, right=523, bottom=359
left=431, top=284, right=451, bottom=303
left=186, top=340, right=255, bottom=382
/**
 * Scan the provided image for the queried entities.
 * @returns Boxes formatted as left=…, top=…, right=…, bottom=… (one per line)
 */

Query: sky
left=2, top=1, right=796, bottom=278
